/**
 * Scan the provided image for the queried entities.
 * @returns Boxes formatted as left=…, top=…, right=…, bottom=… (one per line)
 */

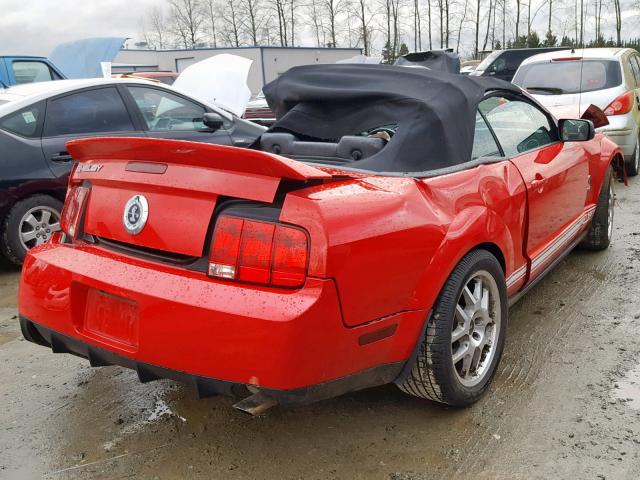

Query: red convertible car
left=18, top=65, right=621, bottom=413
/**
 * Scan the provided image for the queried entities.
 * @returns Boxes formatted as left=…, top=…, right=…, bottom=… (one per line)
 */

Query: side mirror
left=559, top=118, right=595, bottom=142
left=203, top=112, right=224, bottom=131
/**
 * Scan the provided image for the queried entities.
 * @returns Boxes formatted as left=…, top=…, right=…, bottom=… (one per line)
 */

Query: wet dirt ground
left=2, top=180, right=640, bottom=480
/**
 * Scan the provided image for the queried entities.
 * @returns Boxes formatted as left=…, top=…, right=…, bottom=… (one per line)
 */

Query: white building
left=114, top=46, right=363, bottom=94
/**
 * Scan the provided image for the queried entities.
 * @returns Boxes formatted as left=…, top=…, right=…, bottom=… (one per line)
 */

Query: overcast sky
left=1, top=0, right=637, bottom=58
left=0, top=0, right=159, bottom=55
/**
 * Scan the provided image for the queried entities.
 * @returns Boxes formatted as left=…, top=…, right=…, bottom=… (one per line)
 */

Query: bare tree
left=413, top=0, right=422, bottom=50
left=352, top=0, right=374, bottom=54
left=273, top=0, right=289, bottom=45
left=142, top=7, right=170, bottom=49
left=482, top=0, right=493, bottom=51
left=613, top=0, right=622, bottom=45
left=474, top=0, right=481, bottom=57
left=437, top=0, right=444, bottom=47
left=515, top=0, right=521, bottom=41
left=204, top=0, right=219, bottom=47
left=241, top=0, right=263, bottom=45
left=427, top=0, right=433, bottom=48
left=457, top=0, right=470, bottom=52
left=322, top=0, right=344, bottom=48
left=169, top=0, right=206, bottom=48
left=220, top=0, right=244, bottom=46
left=290, top=0, right=296, bottom=46
left=308, top=0, right=326, bottom=46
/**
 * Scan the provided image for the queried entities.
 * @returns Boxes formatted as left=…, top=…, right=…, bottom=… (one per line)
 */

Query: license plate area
left=82, top=289, right=139, bottom=350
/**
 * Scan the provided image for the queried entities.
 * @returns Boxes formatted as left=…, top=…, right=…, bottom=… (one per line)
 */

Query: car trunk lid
left=66, top=137, right=332, bottom=257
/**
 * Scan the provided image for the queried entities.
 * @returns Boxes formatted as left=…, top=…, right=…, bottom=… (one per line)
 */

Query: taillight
left=60, top=186, right=90, bottom=238
left=603, top=91, right=634, bottom=116
left=208, top=215, right=309, bottom=288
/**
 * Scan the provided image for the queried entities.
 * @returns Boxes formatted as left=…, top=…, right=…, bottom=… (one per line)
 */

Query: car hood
left=173, top=54, right=252, bottom=118
left=49, top=37, right=127, bottom=79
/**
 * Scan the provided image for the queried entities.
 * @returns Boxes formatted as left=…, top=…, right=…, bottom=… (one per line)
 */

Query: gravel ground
left=1, top=178, right=640, bottom=480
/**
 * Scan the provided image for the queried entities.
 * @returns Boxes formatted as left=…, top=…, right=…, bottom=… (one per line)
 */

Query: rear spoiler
left=66, top=137, right=332, bottom=181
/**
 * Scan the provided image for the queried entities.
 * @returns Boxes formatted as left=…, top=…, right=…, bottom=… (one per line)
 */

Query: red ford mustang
left=18, top=65, right=622, bottom=413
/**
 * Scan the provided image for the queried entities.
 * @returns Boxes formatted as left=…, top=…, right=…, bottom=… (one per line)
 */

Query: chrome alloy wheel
left=451, top=270, right=501, bottom=387
left=19, top=206, right=61, bottom=250
left=607, top=180, right=615, bottom=241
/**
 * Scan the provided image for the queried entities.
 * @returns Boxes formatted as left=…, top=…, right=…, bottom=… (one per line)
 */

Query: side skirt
left=508, top=231, right=587, bottom=307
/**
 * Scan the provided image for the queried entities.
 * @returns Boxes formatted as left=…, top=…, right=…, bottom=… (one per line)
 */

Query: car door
left=481, top=95, right=590, bottom=279
left=0, top=101, right=58, bottom=202
left=627, top=54, right=640, bottom=132
left=40, top=86, right=144, bottom=178
left=122, top=85, right=233, bottom=145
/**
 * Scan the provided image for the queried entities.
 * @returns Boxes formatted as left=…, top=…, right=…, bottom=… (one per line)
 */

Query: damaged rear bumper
left=18, top=240, right=426, bottom=405
left=20, top=316, right=404, bottom=407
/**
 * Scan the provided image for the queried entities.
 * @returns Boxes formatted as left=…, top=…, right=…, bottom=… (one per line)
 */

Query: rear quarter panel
left=281, top=161, right=527, bottom=327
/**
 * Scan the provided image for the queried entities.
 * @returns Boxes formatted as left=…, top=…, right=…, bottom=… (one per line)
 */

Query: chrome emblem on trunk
left=123, top=195, right=148, bottom=235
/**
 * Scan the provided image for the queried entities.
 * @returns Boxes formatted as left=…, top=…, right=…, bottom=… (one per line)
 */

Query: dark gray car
left=0, top=78, right=265, bottom=265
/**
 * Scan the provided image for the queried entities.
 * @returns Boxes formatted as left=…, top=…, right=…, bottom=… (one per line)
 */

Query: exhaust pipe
left=232, top=391, right=278, bottom=415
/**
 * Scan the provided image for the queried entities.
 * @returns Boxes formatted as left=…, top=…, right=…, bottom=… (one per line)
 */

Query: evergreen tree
left=526, top=31, right=541, bottom=48
left=381, top=41, right=395, bottom=64
left=543, top=31, right=557, bottom=47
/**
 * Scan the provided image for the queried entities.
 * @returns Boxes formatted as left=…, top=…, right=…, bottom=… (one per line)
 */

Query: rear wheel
left=1, top=195, right=62, bottom=266
left=398, top=250, right=507, bottom=407
left=581, top=166, right=614, bottom=251
left=626, top=135, right=639, bottom=177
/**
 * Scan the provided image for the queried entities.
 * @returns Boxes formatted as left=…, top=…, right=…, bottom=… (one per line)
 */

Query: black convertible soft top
left=261, top=64, right=521, bottom=174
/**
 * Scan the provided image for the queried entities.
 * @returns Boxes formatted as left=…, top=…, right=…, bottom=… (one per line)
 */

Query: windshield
left=513, top=60, right=622, bottom=95
left=475, top=51, right=501, bottom=71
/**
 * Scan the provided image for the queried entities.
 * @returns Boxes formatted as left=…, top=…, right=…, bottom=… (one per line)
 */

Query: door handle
left=51, top=152, right=72, bottom=162
left=531, top=174, right=548, bottom=191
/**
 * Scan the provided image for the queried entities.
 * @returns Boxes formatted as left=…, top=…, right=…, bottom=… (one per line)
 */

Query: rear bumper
left=20, top=316, right=404, bottom=406
left=598, top=115, right=638, bottom=158
left=18, top=239, right=426, bottom=396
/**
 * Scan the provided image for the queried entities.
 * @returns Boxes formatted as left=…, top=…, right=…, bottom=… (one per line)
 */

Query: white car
left=513, top=48, right=640, bottom=175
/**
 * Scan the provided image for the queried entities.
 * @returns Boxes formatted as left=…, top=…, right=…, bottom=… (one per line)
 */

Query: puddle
left=612, top=363, right=640, bottom=410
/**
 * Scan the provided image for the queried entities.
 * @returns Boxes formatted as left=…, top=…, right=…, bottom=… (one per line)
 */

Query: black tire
left=1, top=194, right=63, bottom=266
left=625, top=135, right=639, bottom=177
left=397, top=249, right=508, bottom=407
left=581, top=166, right=614, bottom=251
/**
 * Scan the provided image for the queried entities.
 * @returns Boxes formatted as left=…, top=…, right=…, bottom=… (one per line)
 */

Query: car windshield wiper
left=525, top=86, right=565, bottom=95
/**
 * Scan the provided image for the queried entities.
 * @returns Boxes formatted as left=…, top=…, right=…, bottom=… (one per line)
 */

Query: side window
left=480, top=97, right=556, bottom=157
left=44, top=88, right=134, bottom=137
left=472, top=112, right=501, bottom=159
left=12, top=61, right=54, bottom=84
left=0, top=102, right=43, bottom=138
left=489, top=56, right=507, bottom=73
left=629, top=56, right=640, bottom=88
left=127, top=86, right=206, bottom=131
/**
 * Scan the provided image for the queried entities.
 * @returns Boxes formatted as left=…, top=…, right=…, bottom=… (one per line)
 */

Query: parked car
left=19, top=65, right=621, bottom=413
left=0, top=56, right=65, bottom=87
left=460, top=60, right=481, bottom=75
left=0, top=78, right=264, bottom=265
left=242, top=91, right=276, bottom=126
left=512, top=48, right=640, bottom=176
left=469, top=47, right=568, bottom=81
left=113, top=71, right=179, bottom=85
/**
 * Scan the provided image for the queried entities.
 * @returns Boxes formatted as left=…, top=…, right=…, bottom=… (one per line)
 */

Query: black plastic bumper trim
left=19, top=316, right=405, bottom=407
